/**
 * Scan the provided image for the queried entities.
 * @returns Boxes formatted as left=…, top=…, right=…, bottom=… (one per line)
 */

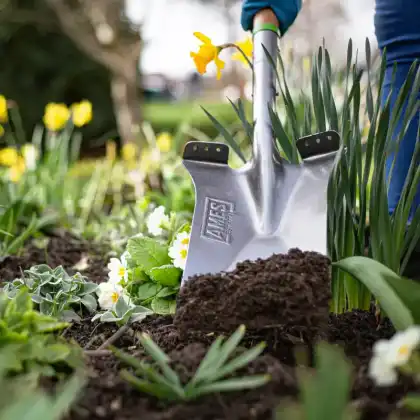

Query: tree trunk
left=44, top=0, right=144, bottom=145
left=110, top=74, right=142, bottom=144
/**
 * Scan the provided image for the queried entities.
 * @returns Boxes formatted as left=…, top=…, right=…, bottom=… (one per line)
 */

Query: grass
left=144, top=101, right=244, bottom=137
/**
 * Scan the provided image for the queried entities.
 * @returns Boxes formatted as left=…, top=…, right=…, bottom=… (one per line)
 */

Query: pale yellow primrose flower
left=368, top=326, right=420, bottom=386
left=107, top=257, right=128, bottom=284
left=146, top=206, right=170, bottom=236
left=168, top=231, right=190, bottom=270
left=96, top=281, right=128, bottom=310
left=21, top=143, right=38, bottom=171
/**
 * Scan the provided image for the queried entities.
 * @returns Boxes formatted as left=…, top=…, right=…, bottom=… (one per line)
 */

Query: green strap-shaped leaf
left=333, top=256, right=417, bottom=330
left=300, top=342, right=354, bottom=420
left=200, top=106, right=246, bottom=163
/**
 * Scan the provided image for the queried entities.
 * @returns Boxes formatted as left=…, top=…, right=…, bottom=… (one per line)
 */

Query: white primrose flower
left=107, top=257, right=128, bottom=284
left=146, top=205, right=170, bottom=236
left=96, top=282, right=129, bottom=310
left=368, top=326, right=420, bottom=387
left=168, top=231, right=190, bottom=270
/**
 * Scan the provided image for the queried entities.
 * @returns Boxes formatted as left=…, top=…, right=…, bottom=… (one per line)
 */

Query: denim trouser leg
left=375, top=0, right=420, bottom=219
left=382, top=63, right=420, bottom=219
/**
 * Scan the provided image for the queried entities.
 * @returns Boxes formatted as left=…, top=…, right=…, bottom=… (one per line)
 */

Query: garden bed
left=1, top=235, right=419, bottom=420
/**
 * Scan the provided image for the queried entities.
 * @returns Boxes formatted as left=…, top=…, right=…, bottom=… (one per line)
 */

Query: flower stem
left=221, top=43, right=254, bottom=71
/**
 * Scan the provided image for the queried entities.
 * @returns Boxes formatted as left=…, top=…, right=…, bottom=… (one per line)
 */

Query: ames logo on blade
left=201, top=197, right=234, bottom=244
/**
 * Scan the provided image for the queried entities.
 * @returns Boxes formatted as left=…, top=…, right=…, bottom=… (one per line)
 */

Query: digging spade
left=181, top=9, right=340, bottom=284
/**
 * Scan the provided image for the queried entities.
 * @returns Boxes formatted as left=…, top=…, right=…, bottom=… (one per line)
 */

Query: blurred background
left=0, top=0, right=376, bottom=156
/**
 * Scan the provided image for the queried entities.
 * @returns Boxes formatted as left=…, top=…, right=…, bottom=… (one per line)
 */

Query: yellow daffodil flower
left=156, top=132, right=172, bottom=153
left=232, top=37, right=253, bottom=66
left=71, top=100, right=93, bottom=127
left=122, top=142, right=137, bottom=162
left=140, top=148, right=160, bottom=174
left=0, top=95, right=8, bottom=123
left=0, top=147, right=19, bottom=167
left=8, top=156, right=26, bottom=183
left=43, top=103, right=70, bottom=131
left=190, top=32, right=225, bottom=80
left=106, top=140, right=117, bottom=162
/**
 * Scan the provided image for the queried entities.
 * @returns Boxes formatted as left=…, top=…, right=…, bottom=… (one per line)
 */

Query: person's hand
left=241, top=0, right=302, bottom=35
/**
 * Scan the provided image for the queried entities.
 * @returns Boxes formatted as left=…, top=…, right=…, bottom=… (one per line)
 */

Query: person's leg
left=382, top=63, right=419, bottom=219
left=374, top=0, right=420, bottom=219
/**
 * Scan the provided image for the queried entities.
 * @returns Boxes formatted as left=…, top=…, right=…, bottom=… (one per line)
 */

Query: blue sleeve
left=240, top=0, right=302, bottom=35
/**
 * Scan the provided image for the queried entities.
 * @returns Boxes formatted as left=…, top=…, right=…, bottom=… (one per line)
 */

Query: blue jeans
left=375, top=0, right=420, bottom=219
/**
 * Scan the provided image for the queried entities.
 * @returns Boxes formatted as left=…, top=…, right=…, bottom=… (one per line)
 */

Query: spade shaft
left=181, top=9, right=341, bottom=284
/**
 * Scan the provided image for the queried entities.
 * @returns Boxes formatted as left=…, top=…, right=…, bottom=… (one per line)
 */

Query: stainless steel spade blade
left=181, top=21, right=340, bottom=284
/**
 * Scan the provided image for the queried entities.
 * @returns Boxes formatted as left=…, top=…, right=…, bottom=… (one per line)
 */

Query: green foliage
left=112, top=324, right=269, bottom=401
left=276, top=342, right=359, bottom=420
left=0, top=289, right=84, bottom=378
left=126, top=235, right=181, bottom=315
left=334, top=256, right=420, bottom=330
left=3, top=264, right=98, bottom=321
left=91, top=295, right=153, bottom=325
left=0, top=346, right=86, bottom=420
left=200, top=37, right=420, bottom=314
left=0, top=14, right=115, bottom=145
left=0, top=197, right=56, bottom=260
left=145, top=101, right=240, bottom=138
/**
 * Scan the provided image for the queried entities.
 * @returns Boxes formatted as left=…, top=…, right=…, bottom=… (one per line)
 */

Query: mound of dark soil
left=2, top=235, right=420, bottom=420
left=174, top=249, right=331, bottom=347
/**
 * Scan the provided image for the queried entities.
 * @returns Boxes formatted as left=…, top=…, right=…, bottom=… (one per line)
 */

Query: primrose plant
left=367, top=325, right=420, bottom=413
left=0, top=288, right=83, bottom=378
left=93, top=205, right=191, bottom=323
left=3, top=264, right=98, bottom=322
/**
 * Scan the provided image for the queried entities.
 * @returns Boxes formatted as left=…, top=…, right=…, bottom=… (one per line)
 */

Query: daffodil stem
left=221, top=43, right=254, bottom=71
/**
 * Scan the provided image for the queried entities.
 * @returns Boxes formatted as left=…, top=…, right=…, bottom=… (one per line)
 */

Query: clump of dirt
left=174, top=249, right=331, bottom=348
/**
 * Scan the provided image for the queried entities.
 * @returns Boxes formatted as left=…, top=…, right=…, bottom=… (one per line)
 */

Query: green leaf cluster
left=200, top=37, right=419, bottom=314
left=3, top=264, right=98, bottom=321
left=112, top=324, right=269, bottom=401
left=276, top=342, right=359, bottom=420
left=0, top=345, right=85, bottom=420
left=0, top=198, right=57, bottom=260
left=0, top=288, right=84, bottom=378
left=126, top=235, right=183, bottom=315
left=91, top=295, right=153, bottom=325
left=334, top=256, right=420, bottom=331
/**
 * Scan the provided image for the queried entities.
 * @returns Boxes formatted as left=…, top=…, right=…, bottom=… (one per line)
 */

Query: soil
left=1, top=236, right=420, bottom=420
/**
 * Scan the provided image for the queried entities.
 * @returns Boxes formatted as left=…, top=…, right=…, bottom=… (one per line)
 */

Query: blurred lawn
left=144, top=101, right=246, bottom=137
